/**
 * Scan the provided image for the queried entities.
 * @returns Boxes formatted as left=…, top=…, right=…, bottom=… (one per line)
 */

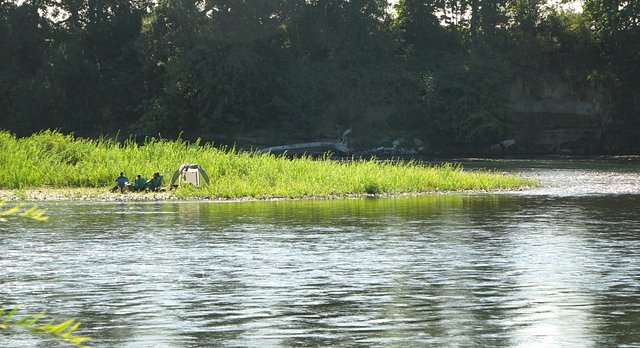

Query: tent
left=170, top=163, right=210, bottom=188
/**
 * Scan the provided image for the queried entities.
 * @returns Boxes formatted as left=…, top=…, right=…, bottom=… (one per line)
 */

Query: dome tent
left=170, top=163, right=210, bottom=188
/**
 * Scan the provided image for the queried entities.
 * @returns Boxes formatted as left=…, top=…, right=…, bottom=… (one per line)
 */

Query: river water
left=2, top=158, right=640, bottom=347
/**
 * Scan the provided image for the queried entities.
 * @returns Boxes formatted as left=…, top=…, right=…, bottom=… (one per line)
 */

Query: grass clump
left=0, top=130, right=536, bottom=198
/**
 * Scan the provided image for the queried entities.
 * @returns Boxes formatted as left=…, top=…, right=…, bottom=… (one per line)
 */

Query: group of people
left=111, top=172, right=163, bottom=193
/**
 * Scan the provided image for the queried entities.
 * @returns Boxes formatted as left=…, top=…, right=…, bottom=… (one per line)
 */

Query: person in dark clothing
left=111, top=172, right=129, bottom=193
left=132, top=175, right=147, bottom=192
left=145, top=172, right=163, bottom=192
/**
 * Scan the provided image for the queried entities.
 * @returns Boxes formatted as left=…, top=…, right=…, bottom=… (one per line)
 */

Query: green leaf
left=0, top=307, right=91, bottom=347
left=3, top=306, right=20, bottom=323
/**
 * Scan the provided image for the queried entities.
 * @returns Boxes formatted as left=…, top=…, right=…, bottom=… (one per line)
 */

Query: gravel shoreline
left=0, top=188, right=182, bottom=202
left=0, top=188, right=406, bottom=202
left=0, top=188, right=369, bottom=202
left=0, top=186, right=528, bottom=203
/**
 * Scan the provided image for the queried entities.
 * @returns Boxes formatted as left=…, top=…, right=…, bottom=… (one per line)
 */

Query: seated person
left=131, top=175, right=147, bottom=192
left=145, top=172, right=163, bottom=192
left=111, top=172, right=129, bottom=193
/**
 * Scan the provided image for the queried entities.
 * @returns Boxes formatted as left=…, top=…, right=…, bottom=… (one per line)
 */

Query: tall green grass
left=0, top=130, right=536, bottom=197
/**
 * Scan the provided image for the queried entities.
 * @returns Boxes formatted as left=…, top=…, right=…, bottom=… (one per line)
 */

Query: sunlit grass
left=0, top=130, right=537, bottom=198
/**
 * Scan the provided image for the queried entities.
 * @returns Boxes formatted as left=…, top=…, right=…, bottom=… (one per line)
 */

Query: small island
left=0, top=130, right=537, bottom=201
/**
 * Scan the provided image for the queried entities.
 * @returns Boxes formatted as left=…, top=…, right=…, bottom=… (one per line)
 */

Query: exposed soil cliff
left=505, top=74, right=606, bottom=155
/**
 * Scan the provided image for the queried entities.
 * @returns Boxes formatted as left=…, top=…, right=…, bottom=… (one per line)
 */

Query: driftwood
left=260, top=141, right=350, bottom=156
left=260, top=129, right=352, bottom=156
left=358, top=147, right=418, bottom=157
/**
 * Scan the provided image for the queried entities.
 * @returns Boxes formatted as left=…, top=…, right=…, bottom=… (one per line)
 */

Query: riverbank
left=0, top=186, right=536, bottom=202
left=0, top=188, right=176, bottom=202
left=0, top=130, right=537, bottom=199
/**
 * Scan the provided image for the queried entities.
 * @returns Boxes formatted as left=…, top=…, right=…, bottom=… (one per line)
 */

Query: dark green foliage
left=583, top=0, right=640, bottom=152
left=0, top=0, right=637, bottom=152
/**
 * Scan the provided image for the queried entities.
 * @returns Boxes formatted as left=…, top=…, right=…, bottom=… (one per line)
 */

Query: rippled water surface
left=2, top=158, right=640, bottom=347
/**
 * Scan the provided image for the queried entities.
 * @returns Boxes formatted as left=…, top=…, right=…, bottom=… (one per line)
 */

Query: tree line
left=1, top=0, right=638, bottom=152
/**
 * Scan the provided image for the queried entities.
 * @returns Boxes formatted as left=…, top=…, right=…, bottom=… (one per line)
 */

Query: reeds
left=0, top=130, right=536, bottom=197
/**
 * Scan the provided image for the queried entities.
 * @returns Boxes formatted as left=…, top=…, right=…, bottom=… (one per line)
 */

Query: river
left=2, top=157, right=640, bottom=347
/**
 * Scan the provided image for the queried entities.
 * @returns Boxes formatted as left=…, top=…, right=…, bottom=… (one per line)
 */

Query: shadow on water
left=2, top=158, right=640, bottom=347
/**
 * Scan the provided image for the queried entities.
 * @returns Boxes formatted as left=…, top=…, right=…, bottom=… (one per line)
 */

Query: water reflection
left=2, top=162, right=640, bottom=347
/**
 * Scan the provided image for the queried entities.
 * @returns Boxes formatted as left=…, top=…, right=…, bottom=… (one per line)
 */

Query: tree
left=0, top=1, right=52, bottom=134
left=134, top=0, right=204, bottom=136
left=394, top=0, right=453, bottom=55
left=584, top=0, right=640, bottom=151
left=1, top=0, right=149, bottom=136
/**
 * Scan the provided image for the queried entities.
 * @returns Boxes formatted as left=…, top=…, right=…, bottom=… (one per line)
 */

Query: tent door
left=182, top=169, right=200, bottom=187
